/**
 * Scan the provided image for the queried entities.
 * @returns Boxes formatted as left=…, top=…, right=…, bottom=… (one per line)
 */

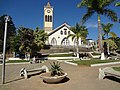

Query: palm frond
left=102, top=23, right=113, bottom=34
left=107, top=23, right=114, bottom=28
left=77, top=0, right=88, bottom=8
left=70, top=27, right=76, bottom=33
left=81, top=9, right=95, bottom=24
left=67, top=34, right=74, bottom=38
left=101, top=0, right=116, bottom=7
left=109, top=32, right=117, bottom=38
left=72, top=35, right=76, bottom=41
left=115, top=2, right=120, bottom=6
left=103, top=9, right=118, bottom=22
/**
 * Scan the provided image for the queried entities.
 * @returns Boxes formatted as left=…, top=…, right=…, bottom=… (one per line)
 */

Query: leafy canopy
left=102, top=23, right=117, bottom=39
left=17, top=27, right=34, bottom=53
left=68, top=23, right=88, bottom=44
left=34, top=27, right=48, bottom=49
left=77, top=0, right=118, bottom=24
left=115, top=2, right=120, bottom=6
left=0, top=15, right=16, bottom=52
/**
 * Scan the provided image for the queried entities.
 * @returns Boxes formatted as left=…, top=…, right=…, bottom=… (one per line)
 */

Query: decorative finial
left=46, top=0, right=51, bottom=7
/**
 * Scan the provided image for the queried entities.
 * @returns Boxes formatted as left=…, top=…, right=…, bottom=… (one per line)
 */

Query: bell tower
left=44, top=1, right=53, bottom=34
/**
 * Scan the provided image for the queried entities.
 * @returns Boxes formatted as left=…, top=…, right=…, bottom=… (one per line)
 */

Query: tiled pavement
left=0, top=60, right=120, bottom=90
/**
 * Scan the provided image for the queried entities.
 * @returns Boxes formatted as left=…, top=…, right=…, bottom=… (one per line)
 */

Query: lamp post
left=2, top=16, right=9, bottom=84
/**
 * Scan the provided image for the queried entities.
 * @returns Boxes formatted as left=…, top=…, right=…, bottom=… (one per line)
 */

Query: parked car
left=15, top=52, right=25, bottom=58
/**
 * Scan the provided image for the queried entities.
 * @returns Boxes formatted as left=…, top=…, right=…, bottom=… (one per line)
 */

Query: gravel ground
left=0, top=60, right=120, bottom=90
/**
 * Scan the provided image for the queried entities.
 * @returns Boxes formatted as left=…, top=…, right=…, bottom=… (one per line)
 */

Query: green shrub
left=50, top=62, right=63, bottom=76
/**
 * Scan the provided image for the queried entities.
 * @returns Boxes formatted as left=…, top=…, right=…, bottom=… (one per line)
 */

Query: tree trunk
left=107, top=34, right=110, bottom=55
left=76, top=39, right=79, bottom=58
left=98, top=15, right=105, bottom=60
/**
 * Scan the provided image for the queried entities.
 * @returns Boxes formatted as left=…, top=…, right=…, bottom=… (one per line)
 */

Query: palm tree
left=102, top=23, right=117, bottom=55
left=115, top=1, right=120, bottom=23
left=115, top=2, right=120, bottom=6
left=67, top=23, right=88, bottom=57
left=77, top=0, right=118, bottom=60
left=34, top=27, right=48, bottom=50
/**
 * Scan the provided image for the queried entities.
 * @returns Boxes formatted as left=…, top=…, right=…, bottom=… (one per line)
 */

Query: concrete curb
left=48, top=57, right=78, bottom=60
left=91, top=62, right=120, bottom=67
left=0, top=62, right=30, bottom=65
left=53, top=59, right=78, bottom=66
left=64, top=61, right=78, bottom=66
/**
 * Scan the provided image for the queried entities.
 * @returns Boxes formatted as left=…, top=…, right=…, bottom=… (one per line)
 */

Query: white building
left=86, top=39, right=97, bottom=48
left=44, top=1, right=81, bottom=46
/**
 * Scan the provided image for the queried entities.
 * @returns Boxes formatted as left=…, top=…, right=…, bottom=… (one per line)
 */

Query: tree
left=115, top=1, right=120, bottom=23
left=105, top=39, right=118, bottom=51
left=0, top=15, right=16, bottom=53
left=77, top=0, right=118, bottom=59
left=14, top=27, right=48, bottom=59
left=67, top=23, right=88, bottom=57
left=114, top=37, right=120, bottom=50
left=34, top=27, right=48, bottom=50
left=102, top=23, right=117, bottom=54
left=17, top=27, right=34, bottom=59
left=115, top=2, right=120, bottom=6
left=13, top=35, right=21, bottom=53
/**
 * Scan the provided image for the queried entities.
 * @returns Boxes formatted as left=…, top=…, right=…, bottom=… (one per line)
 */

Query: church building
left=44, top=1, right=81, bottom=46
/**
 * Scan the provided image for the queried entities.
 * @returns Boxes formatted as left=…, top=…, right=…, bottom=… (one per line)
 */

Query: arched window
left=68, top=31, right=70, bottom=35
left=51, top=38, right=57, bottom=45
left=50, top=16, right=52, bottom=22
left=64, top=30, right=67, bottom=35
left=48, top=15, right=50, bottom=22
left=61, top=30, right=63, bottom=35
left=45, top=15, right=47, bottom=22
left=61, top=38, right=70, bottom=46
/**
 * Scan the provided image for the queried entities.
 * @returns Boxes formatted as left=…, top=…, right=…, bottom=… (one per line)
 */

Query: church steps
left=40, top=46, right=91, bottom=54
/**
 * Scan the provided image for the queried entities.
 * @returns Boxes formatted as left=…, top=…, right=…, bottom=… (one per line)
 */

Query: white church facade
left=44, top=1, right=81, bottom=46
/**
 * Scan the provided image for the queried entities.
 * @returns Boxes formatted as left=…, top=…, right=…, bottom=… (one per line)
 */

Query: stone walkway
left=0, top=60, right=120, bottom=90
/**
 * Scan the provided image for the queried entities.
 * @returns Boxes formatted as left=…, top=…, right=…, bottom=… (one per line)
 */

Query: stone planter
left=40, top=72, right=67, bottom=83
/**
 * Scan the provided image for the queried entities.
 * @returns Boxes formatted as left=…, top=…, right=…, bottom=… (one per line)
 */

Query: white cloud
left=86, top=23, right=98, bottom=28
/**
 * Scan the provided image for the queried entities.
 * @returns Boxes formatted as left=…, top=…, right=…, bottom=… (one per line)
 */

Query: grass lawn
left=48, top=53, right=74, bottom=57
left=70, top=60, right=120, bottom=66
left=6, top=60, right=30, bottom=63
left=91, top=53, right=101, bottom=55
left=58, top=59, right=74, bottom=60
left=113, top=67, right=120, bottom=71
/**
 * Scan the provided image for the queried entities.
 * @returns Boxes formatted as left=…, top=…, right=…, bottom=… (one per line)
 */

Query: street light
left=2, top=16, right=10, bottom=84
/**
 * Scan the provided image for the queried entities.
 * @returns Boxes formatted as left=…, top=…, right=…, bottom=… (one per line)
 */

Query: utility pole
left=2, top=16, right=9, bottom=84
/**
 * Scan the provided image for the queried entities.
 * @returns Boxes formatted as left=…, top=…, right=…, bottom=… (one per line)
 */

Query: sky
left=0, top=0, right=120, bottom=40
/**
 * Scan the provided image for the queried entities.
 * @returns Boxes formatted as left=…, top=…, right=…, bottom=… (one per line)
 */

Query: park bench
left=20, top=65, right=49, bottom=79
left=99, top=67, right=120, bottom=79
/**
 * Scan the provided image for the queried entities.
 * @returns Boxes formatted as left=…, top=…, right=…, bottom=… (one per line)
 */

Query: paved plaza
left=0, top=60, right=120, bottom=90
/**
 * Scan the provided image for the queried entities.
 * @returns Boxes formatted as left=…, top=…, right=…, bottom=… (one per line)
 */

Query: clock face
left=47, top=10, right=51, bottom=13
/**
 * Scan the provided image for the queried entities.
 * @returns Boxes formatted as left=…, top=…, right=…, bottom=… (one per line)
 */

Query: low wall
left=41, top=46, right=91, bottom=54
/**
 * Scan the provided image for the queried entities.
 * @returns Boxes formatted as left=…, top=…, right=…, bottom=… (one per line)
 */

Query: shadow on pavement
left=105, top=76, right=120, bottom=83
left=5, top=77, right=24, bottom=84
left=43, top=77, right=70, bottom=84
